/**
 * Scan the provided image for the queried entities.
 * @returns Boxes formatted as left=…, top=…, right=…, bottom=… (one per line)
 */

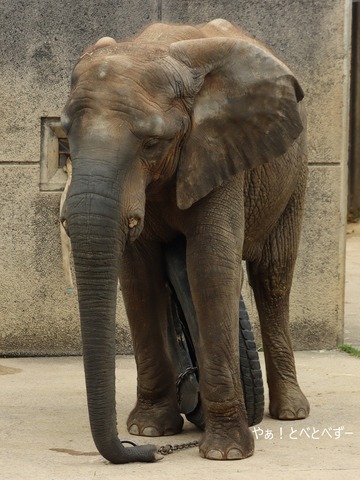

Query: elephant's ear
left=169, top=38, right=304, bottom=210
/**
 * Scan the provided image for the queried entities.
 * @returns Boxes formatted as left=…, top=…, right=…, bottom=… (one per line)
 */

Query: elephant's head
left=61, top=20, right=304, bottom=464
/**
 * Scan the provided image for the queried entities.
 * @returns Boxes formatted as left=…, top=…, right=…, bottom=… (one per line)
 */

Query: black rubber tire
left=165, top=237, right=264, bottom=429
left=238, top=296, right=264, bottom=426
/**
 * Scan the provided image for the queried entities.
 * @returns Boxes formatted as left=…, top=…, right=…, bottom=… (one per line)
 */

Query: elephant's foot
left=199, top=417, right=254, bottom=460
left=269, top=383, right=310, bottom=420
left=127, top=397, right=184, bottom=437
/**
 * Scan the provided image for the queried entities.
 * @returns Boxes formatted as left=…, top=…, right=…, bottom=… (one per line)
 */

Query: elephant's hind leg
left=247, top=181, right=310, bottom=421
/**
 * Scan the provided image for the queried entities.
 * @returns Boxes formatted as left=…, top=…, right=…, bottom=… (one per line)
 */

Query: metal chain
left=155, top=367, right=200, bottom=454
left=175, top=366, right=198, bottom=404
left=157, top=440, right=199, bottom=456
left=121, top=439, right=199, bottom=456
left=122, top=367, right=200, bottom=456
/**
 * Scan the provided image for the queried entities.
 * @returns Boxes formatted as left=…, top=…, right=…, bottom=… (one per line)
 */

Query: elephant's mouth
left=127, top=213, right=144, bottom=243
left=128, top=217, right=139, bottom=229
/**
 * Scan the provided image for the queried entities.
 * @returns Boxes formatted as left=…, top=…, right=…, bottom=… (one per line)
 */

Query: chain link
left=121, top=438, right=199, bottom=456
left=175, top=366, right=198, bottom=405
left=157, top=440, right=199, bottom=456
left=122, top=367, right=200, bottom=457
left=156, top=367, right=199, bottom=455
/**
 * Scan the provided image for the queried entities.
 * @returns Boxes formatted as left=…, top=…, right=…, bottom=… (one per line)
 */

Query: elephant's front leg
left=185, top=206, right=254, bottom=460
left=119, top=239, right=183, bottom=437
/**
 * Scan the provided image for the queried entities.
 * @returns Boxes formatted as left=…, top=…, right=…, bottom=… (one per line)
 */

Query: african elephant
left=61, top=19, right=310, bottom=464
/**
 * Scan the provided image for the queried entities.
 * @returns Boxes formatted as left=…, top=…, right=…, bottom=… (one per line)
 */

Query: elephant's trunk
left=66, top=159, right=159, bottom=463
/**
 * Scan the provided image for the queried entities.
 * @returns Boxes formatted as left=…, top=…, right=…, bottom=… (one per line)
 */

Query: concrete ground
left=0, top=224, right=359, bottom=479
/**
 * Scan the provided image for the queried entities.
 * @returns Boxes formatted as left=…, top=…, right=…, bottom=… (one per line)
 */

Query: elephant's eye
left=143, top=137, right=161, bottom=150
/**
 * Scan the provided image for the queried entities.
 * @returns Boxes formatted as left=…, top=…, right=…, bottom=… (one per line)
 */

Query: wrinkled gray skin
left=61, top=19, right=310, bottom=463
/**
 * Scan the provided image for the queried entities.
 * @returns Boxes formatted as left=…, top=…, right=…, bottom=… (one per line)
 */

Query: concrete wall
left=349, top=2, right=360, bottom=218
left=0, top=0, right=351, bottom=355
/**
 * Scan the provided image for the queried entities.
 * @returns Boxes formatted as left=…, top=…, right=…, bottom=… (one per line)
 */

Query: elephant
left=59, top=158, right=73, bottom=292
left=60, top=18, right=310, bottom=464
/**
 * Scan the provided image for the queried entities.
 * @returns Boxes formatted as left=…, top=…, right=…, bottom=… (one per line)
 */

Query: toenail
left=297, top=408, right=307, bottom=418
left=279, top=410, right=293, bottom=419
left=227, top=448, right=242, bottom=459
left=142, top=426, right=160, bottom=436
left=207, top=449, right=223, bottom=460
left=128, top=424, right=140, bottom=435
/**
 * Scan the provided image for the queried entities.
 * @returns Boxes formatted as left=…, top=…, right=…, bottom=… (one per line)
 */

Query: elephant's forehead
left=77, top=56, right=169, bottom=102
left=75, top=54, right=141, bottom=84
left=98, top=54, right=137, bottom=75
left=73, top=54, right=181, bottom=137
left=95, top=59, right=132, bottom=79
left=76, top=56, right=136, bottom=82
left=88, top=52, right=165, bottom=77
left=134, top=114, right=166, bottom=136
